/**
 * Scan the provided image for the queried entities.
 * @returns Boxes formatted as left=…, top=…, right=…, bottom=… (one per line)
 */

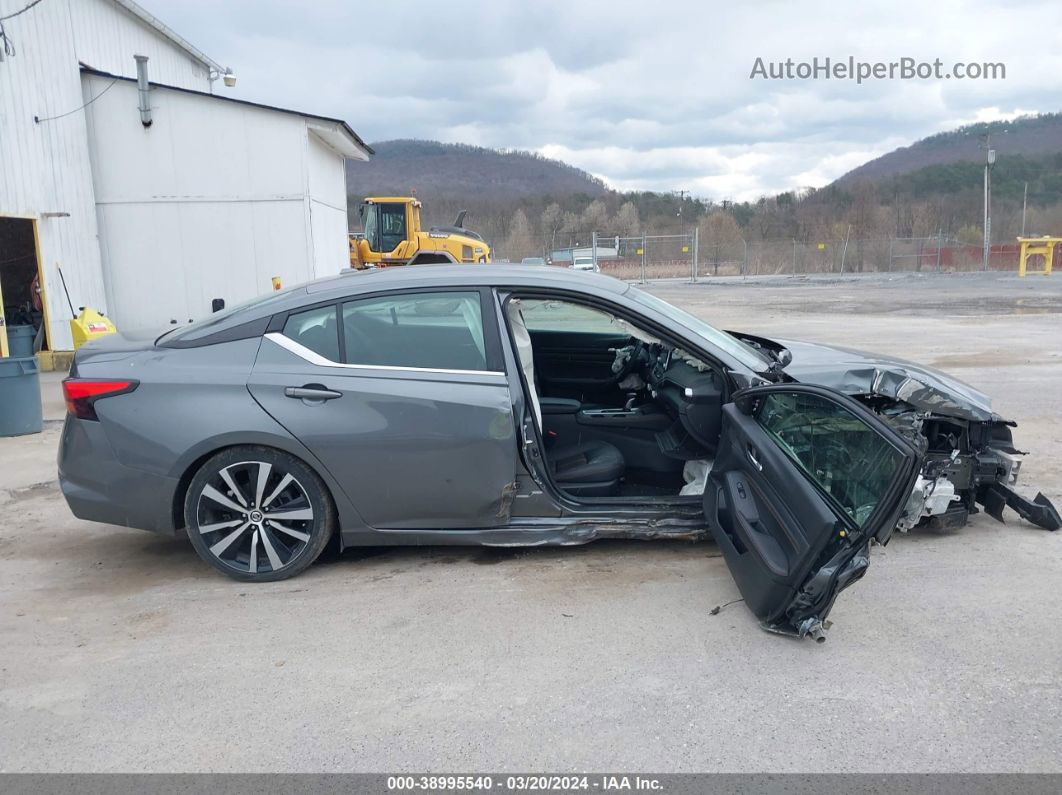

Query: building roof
left=81, top=66, right=374, bottom=160
left=111, top=0, right=225, bottom=74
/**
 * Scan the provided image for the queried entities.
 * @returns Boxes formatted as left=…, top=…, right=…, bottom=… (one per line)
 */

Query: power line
left=1, top=0, right=45, bottom=21
left=34, top=77, right=118, bottom=123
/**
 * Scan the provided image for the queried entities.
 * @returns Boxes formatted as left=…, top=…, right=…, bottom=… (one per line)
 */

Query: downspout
left=134, top=55, right=152, bottom=127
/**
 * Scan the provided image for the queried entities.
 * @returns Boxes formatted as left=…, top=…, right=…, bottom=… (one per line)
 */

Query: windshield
left=158, top=286, right=303, bottom=343
left=627, top=286, right=773, bottom=372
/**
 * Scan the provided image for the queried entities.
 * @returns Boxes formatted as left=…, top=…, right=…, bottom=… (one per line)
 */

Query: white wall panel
left=0, top=0, right=215, bottom=348
left=0, top=0, right=109, bottom=349
left=83, top=74, right=350, bottom=331
left=71, top=0, right=212, bottom=91
left=1, top=0, right=350, bottom=343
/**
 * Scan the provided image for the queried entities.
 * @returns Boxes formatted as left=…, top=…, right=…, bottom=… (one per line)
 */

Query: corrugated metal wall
left=83, top=74, right=350, bottom=332
left=0, top=0, right=213, bottom=349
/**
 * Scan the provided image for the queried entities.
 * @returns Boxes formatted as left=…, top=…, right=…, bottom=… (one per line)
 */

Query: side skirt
left=339, top=516, right=708, bottom=548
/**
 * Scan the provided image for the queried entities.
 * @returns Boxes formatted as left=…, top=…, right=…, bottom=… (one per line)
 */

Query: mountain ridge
left=345, top=139, right=609, bottom=202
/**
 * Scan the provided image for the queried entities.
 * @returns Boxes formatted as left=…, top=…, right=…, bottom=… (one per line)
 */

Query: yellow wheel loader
left=349, top=197, right=492, bottom=269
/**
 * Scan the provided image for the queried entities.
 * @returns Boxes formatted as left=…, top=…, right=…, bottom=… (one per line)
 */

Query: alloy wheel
left=195, top=460, right=315, bottom=575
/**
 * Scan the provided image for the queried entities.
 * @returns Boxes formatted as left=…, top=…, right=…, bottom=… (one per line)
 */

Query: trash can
left=0, top=355, right=43, bottom=437
left=6, top=325, right=36, bottom=357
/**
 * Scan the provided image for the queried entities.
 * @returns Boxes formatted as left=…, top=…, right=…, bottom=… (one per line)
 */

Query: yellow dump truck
left=349, top=197, right=491, bottom=269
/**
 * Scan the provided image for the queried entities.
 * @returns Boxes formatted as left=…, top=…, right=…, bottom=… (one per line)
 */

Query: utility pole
left=691, top=226, right=699, bottom=283
left=640, top=231, right=647, bottom=284
left=982, top=136, right=995, bottom=271
left=1021, top=181, right=1028, bottom=237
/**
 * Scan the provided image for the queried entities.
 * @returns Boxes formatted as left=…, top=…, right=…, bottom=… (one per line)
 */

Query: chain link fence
left=492, top=230, right=1026, bottom=281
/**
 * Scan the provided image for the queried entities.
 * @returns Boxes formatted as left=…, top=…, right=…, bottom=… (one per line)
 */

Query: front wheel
left=184, top=446, right=335, bottom=582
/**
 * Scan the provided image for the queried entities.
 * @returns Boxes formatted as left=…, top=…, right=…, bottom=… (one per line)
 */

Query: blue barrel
left=0, top=355, right=43, bottom=437
left=6, top=325, right=36, bottom=357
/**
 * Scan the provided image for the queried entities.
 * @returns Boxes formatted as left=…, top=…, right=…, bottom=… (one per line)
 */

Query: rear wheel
left=184, top=446, right=335, bottom=582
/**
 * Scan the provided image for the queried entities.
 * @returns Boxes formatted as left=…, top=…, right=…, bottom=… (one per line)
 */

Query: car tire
left=184, top=445, right=336, bottom=582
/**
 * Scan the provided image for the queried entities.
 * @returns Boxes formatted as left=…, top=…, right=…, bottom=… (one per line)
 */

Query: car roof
left=306, top=264, right=630, bottom=298
left=170, top=265, right=633, bottom=341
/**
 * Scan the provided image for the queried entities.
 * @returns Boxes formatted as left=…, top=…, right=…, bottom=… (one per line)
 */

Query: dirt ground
left=1, top=271, right=1060, bottom=773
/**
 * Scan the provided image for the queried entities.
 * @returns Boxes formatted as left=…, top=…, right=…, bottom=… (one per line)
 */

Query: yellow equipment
left=70, top=307, right=117, bottom=350
left=1017, top=236, right=1058, bottom=277
left=350, top=197, right=491, bottom=269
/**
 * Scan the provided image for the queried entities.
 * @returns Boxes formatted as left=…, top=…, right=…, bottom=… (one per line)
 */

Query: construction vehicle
left=349, top=197, right=491, bottom=269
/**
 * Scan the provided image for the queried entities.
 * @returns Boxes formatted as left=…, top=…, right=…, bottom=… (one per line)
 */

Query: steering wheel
left=610, top=339, right=647, bottom=380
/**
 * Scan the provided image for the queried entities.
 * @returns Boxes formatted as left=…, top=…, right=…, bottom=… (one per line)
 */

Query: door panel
left=705, top=384, right=921, bottom=637
left=249, top=337, right=517, bottom=529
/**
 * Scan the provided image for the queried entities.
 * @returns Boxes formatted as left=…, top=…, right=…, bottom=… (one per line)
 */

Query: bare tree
left=581, top=199, right=610, bottom=232
left=503, top=209, right=534, bottom=261
left=698, top=212, right=745, bottom=275
left=541, top=203, right=563, bottom=251
left=612, top=201, right=640, bottom=237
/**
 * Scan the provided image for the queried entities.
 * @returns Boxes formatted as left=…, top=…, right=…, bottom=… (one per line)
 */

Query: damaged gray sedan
left=58, top=266, right=1058, bottom=642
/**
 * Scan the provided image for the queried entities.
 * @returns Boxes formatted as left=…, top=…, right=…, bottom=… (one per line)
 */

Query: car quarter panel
left=61, top=338, right=366, bottom=535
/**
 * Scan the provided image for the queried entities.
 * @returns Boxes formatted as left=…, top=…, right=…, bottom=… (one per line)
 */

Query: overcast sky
left=146, top=0, right=1062, bottom=201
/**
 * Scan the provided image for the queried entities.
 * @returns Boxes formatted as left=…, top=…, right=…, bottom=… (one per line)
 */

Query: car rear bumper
left=58, top=416, right=180, bottom=536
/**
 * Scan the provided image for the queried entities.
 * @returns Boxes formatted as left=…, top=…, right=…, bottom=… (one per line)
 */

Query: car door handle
left=747, top=446, right=763, bottom=471
left=284, top=386, right=342, bottom=401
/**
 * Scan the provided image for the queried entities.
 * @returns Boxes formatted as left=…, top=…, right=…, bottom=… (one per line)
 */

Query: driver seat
left=507, top=299, right=626, bottom=496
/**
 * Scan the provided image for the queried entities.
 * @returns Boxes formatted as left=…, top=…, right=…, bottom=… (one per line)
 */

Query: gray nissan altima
left=59, top=265, right=1058, bottom=641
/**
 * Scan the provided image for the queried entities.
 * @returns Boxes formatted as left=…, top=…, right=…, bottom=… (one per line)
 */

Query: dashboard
left=627, top=342, right=726, bottom=452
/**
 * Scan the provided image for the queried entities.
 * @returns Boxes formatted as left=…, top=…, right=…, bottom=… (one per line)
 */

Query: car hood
left=767, top=336, right=997, bottom=422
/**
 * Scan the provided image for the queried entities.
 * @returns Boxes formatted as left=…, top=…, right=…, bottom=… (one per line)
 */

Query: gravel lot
left=1, top=271, right=1060, bottom=773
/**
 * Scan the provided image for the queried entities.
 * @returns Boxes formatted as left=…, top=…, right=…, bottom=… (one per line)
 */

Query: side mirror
left=776, top=348, right=792, bottom=368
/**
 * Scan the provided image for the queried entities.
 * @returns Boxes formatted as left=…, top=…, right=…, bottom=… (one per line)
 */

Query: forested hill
left=835, top=113, right=1062, bottom=185
left=345, top=139, right=609, bottom=202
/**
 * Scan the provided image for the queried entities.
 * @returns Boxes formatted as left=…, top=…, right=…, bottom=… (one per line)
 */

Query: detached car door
left=705, top=384, right=922, bottom=640
left=248, top=288, right=517, bottom=530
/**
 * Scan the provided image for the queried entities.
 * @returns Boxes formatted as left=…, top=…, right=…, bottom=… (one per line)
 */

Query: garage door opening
left=0, top=217, right=50, bottom=358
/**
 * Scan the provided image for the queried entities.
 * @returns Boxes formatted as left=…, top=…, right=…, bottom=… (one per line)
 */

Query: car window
left=518, top=299, right=620, bottom=334
left=342, top=291, right=487, bottom=371
left=282, top=305, right=340, bottom=362
left=755, top=392, right=905, bottom=528
left=159, top=285, right=303, bottom=343
left=628, top=287, right=772, bottom=371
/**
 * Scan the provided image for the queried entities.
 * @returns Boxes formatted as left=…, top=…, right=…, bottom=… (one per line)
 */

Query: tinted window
left=283, top=305, right=340, bottom=362
left=159, top=286, right=302, bottom=343
left=756, top=392, right=904, bottom=528
left=342, top=291, right=487, bottom=371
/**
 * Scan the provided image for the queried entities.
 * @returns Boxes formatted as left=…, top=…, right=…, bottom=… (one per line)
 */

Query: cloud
left=143, top=0, right=1062, bottom=201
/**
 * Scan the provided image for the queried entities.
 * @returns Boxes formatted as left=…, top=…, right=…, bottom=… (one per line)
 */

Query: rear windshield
left=157, top=287, right=304, bottom=343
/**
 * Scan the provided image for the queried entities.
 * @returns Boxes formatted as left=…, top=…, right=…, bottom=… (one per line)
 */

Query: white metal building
left=0, top=0, right=370, bottom=353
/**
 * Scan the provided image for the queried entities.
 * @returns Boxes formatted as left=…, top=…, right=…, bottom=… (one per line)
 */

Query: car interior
left=504, top=296, right=728, bottom=500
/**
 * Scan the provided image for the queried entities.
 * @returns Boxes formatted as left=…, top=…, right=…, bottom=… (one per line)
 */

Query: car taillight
left=62, top=379, right=138, bottom=421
